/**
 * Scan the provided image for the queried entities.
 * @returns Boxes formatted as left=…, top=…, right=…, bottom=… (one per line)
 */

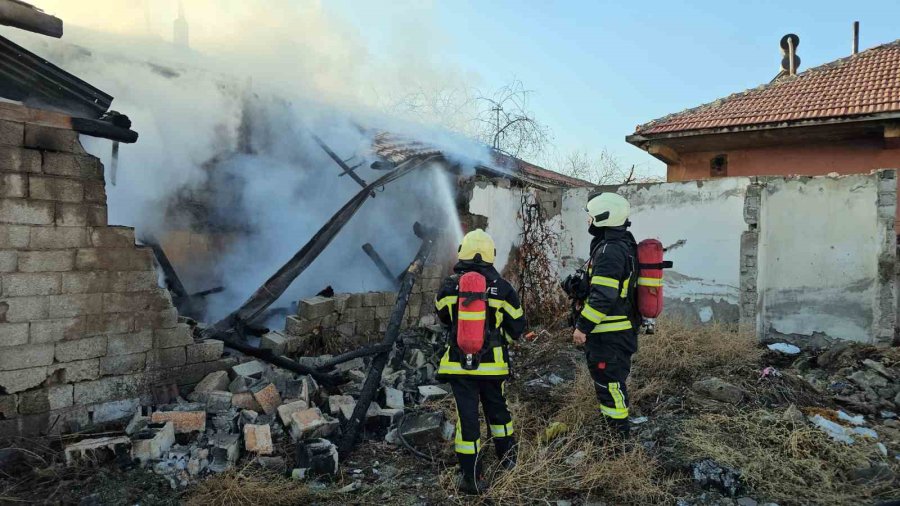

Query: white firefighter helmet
left=585, top=192, right=630, bottom=227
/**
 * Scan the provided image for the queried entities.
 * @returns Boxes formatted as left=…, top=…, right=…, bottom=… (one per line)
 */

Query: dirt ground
left=2, top=319, right=899, bottom=505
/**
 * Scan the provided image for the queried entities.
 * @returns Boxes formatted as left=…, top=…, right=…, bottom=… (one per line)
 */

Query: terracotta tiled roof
left=372, top=132, right=594, bottom=188
left=634, top=39, right=900, bottom=136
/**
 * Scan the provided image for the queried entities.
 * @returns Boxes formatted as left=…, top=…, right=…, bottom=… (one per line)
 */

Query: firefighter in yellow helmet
left=573, top=192, right=638, bottom=438
left=434, top=229, right=526, bottom=495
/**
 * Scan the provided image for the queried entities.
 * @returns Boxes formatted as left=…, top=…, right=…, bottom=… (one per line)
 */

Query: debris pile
left=57, top=322, right=452, bottom=490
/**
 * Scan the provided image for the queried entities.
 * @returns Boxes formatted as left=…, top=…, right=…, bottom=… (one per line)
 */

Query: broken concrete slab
left=250, top=382, right=282, bottom=416
left=192, top=371, right=229, bottom=397
left=277, top=399, right=309, bottom=426
left=244, top=424, right=274, bottom=455
left=228, top=375, right=250, bottom=394
left=328, top=394, right=354, bottom=417
left=232, top=391, right=262, bottom=411
left=132, top=422, right=175, bottom=463
left=203, top=390, right=233, bottom=413
left=289, top=408, right=338, bottom=441
left=65, top=436, right=131, bottom=465
left=418, top=385, right=449, bottom=402
left=400, top=412, right=444, bottom=444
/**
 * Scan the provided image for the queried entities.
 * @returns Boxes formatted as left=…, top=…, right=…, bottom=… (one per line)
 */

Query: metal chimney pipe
left=788, top=38, right=796, bottom=76
left=852, top=21, right=859, bottom=55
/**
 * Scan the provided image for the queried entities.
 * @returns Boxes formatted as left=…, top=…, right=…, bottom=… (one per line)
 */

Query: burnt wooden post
left=338, top=225, right=437, bottom=457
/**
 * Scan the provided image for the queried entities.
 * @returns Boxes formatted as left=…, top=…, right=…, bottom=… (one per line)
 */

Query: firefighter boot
left=457, top=454, right=488, bottom=495
left=607, top=417, right=630, bottom=439
left=495, top=436, right=517, bottom=470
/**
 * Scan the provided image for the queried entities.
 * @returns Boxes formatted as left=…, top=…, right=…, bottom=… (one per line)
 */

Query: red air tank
left=636, top=239, right=664, bottom=319
left=456, top=271, right=487, bottom=356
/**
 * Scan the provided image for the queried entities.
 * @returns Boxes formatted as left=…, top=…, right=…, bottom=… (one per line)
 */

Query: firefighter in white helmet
left=434, top=228, right=526, bottom=495
left=572, top=192, right=639, bottom=437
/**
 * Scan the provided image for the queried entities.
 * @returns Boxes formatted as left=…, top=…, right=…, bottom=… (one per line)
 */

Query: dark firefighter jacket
left=434, top=260, right=526, bottom=378
left=575, top=227, right=639, bottom=353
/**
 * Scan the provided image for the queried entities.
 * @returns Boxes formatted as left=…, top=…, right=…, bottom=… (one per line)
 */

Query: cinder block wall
left=0, top=107, right=227, bottom=437
left=284, top=263, right=445, bottom=340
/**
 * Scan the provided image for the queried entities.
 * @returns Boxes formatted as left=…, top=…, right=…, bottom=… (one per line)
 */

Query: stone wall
left=0, top=106, right=227, bottom=437
left=284, top=264, right=445, bottom=340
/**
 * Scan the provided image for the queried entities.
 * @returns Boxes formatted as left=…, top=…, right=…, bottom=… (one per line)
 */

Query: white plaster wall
left=757, top=175, right=880, bottom=343
left=468, top=182, right=525, bottom=272
left=560, top=179, right=750, bottom=322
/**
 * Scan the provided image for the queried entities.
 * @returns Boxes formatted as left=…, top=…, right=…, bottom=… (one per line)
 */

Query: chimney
left=173, top=0, right=189, bottom=49
left=852, top=21, right=859, bottom=55
left=780, top=34, right=801, bottom=76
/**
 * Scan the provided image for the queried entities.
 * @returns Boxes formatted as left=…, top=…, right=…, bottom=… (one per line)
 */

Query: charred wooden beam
left=311, top=134, right=370, bottom=192
left=142, top=235, right=188, bottom=299
left=218, top=334, right=342, bottom=387
left=362, top=243, right=399, bottom=288
left=315, top=343, right=394, bottom=371
left=0, top=0, right=63, bottom=38
left=338, top=224, right=437, bottom=457
left=202, top=155, right=442, bottom=342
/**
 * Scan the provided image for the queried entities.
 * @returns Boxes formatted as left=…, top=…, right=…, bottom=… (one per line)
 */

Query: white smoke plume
left=7, top=1, right=490, bottom=321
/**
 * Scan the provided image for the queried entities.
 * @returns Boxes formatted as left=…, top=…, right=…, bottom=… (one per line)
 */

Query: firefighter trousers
left=583, top=334, right=633, bottom=435
left=448, top=378, right=516, bottom=479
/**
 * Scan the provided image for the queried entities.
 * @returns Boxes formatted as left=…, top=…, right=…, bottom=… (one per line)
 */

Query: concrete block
left=0, top=224, right=30, bottom=248
left=29, top=176, right=83, bottom=203
left=284, top=315, right=317, bottom=336
left=336, top=322, right=355, bottom=337
left=55, top=336, right=106, bottom=362
left=0, top=322, right=28, bottom=347
left=46, top=359, right=99, bottom=383
left=75, top=248, right=153, bottom=272
left=399, top=412, right=444, bottom=444
left=60, top=271, right=108, bottom=293
left=327, top=394, right=354, bottom=417
left=76, top=313, right=134, bottom=337
left=150, top=409, right=206, bottom=433
left=332, top=293, right=351, bottom=312
left=0, top=173, right=27, bottom=198
left=106, top=330, right=153, bottom=356
left=90, top=227, right=135, bottom=248
left=185, top=340, right=223, bottom=364
left=29, top=226, right=89, bottom=249
left=134, top=308, right=178, bottom=331
left=18, top=384, right=73, bottom=414
left=83, top=180, right=105, bottom=203
left=0, top=295, right=49, bottom=322
left=0, top=249, right=15, bottom=271
left=384, top=386, right=405, bottom=410
left=277, top=399, right=309, bottom=426
left=0, top=343, right=54, bottom=370
left=211, top=432, right=240, bottom=465
left=0, top=366, right=46, bottom=393
left=193, top=371, right=230, bottom=394
left=64, top=436, right=131, bottom=465
left=345, top=293, right=363, bottom=309
left=18, top=250, right=74, bottom=272
left=202, top=390, right=233, bottom=413
left=298, top=296, right=335, bottom=319
left=0, top=394, right=16, bottom=419
left=0, top=199, right=54, bottom=225
left=132, top=421, right=175, bottom=463
left=73, top=374, right=142, bottom=405
left=47, top=293, right=103, bottom=317
left=243, top=424, right=274, bottom=455
left=375, top=305, right=392, bottom=319
left=41, top=153, right=103, bottom=179
left=54, top=202, right=87, bottom=227
left=0, top=121, right=23, bottom=147
left=3, top=272, right=60, bottom=296
left=289, top=408, right=338, bottom=441
left=231, top=391, right=262, bottom=411
left=251, top=382, right=282, bottom=416
left=152, top=323, right=193, bottom=348
left=99, top=352, right=146, bottom=375
left=107, top=270, right=157, bottom=292
left=259, top=331, right=286, bottom=354
left=25, top=125, right=84, bottom=154
left=228, top=375, right=249, bottom=394
left=91, top=398, right=140, bottom=424
left=146, top=346, right=186, bottom=369
left=232, top=360, right=266, bottom=379
left=0, top=146, right=39, bottom=172
left=363, top=292, right=382, bottom=307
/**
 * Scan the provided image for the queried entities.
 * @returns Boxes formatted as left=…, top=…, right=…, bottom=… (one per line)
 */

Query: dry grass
left=439, top=370, right=676, bottom=505
left=634, top=319, right=762, bottom=383
left=678, top=410, right=899, bottom=505
left=185, top=466, right=317, bottom=506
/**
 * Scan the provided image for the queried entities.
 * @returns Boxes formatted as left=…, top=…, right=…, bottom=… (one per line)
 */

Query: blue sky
left=327, top=0, right=899, bottom=178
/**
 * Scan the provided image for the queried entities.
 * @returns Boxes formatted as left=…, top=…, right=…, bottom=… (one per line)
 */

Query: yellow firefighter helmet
left=458, top=229, right=496, bottom=264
